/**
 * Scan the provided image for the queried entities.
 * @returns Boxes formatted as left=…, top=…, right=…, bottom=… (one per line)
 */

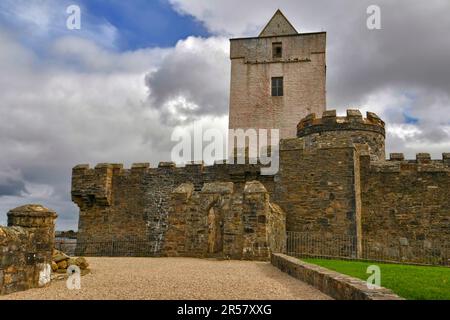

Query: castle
left=71, top=11, right=449, bottom=262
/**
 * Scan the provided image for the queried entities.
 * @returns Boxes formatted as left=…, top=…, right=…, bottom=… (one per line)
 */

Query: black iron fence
left=55, top=234, right=450, bottom=266
left=54, top=239, right=161, bottom=257
left=286, top=231, right=450, bottom=266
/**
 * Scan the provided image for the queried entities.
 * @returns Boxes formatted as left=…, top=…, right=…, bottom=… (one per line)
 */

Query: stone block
left=271, top=254, right=404, bottom=300
left=399, top=237, right=408, bottom=246
left=322, top=110, right=336, bottom=118
left=346, top=109, right=363, bottom=122
left=73, top=164, right=89, bottom=171
left=443, top=153, right=450, bottom=164
left=244, top=181, right=267, bottom=193
left=201, top=182, right=234, bottom=194
left=389, top=153, right=404, bottom=161
left=416, top=153, right=431, bottom=163
left=158, top=162, right=176, bottom=168
left=7, top=205, right=57, bottom=229
left=131, top=163, right=150, bottom=172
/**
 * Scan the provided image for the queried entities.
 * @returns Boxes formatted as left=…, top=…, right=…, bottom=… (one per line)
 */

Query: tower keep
left=228, top=9, right=327, bottom=139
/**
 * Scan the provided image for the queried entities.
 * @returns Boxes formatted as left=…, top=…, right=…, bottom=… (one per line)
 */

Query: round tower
left=296, top=109, right=386, bottom=161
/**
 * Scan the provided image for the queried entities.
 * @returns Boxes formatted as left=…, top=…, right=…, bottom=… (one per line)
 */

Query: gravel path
left=1, top=257, right=331, bottom=300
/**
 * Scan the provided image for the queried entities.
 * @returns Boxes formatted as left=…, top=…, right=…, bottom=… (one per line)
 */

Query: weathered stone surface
left=201, top=182, right=234, bottom=194
left=229, top=10, right=326, bottom=140
left=297, top=110, right=386, bottom=161
left=68, top=9, right=449, bottom=266
left=7, top=204, right=57, bottom=228
left=361, top=153, right=450, bottom=263
left=1, top=205, right=57, bottom=295
left=67, top=258, right=77, bottom=266
left=244, top=180, right=268, bottom=193
left=56, top=260, right=68, bottom=269
left=164, top=181, right=286, bottom=260
left=51, top=249, right=89, bottom=272
left=389, top=153, right=404, bottom=161
left=75, top=257, right=89, bottom=270
left=271, top=253, right=404, bottom=300
left=259, top=10, right=298, bottom=37
left=53, top=250, right=70, bottom=263
left=71, top=108, right=449, bottom=264
left=72, top=161, right=275, bottom=256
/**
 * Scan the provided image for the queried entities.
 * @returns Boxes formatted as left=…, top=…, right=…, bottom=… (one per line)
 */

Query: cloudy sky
left=0, top=0, right=449, bottom=230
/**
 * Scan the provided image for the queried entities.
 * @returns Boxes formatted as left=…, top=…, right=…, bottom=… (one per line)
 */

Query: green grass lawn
left=302, top=258, right=450, bottom=300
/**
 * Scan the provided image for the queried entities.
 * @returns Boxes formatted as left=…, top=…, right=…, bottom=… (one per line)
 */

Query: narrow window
left=272, top=42, right=282, bottom=59
left=271, top=77, right=283, bottom=96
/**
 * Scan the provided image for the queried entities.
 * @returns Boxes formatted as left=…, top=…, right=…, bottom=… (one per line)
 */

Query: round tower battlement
left=297, top=109, right=386, bottom=161
left=297, top=109, right=385, bottom=137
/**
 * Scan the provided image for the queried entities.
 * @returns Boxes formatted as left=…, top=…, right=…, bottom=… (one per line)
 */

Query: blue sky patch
left=0, top=0, right=209, bottom=53
left=79, top=0, right=210, bottom=50
left=403, top=112, right=419, bottom=124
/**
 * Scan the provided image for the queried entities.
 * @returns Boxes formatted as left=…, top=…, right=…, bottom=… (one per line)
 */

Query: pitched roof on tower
left=259, top=9, right=298, bottom=37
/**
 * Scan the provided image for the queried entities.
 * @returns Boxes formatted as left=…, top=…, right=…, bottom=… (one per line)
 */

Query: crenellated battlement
left=297, top=109, right=385, bottom=137
left=388, top=152, right=450, bottom=164
left=71, top=160, right=266, bottom=175
left=367, top=152, right=450, bottom=173
left=294, top=109, right=386, bottom=161
left=71, top=160, right=274, bottom=211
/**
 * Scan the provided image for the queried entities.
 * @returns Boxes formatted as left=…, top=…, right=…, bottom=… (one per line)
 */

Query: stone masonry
left=0, top=205, right=57, bottom=295
left=71, top=109, right=449, bottom=263
left=228, top=10, right=326, bottom=139
left=72, top=162, right=276, bottom=257
left=164, top=181, right=285, bottom=260
left=71, top=11, right=449, bottom=264
left=276, top=109, right=450, bottom=262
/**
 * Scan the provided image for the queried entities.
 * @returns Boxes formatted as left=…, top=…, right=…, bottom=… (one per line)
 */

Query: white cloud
left=22, top=182, right=54, bottom=199
left=0, top=0, right=120, bottom=49
left=146, top=36, right=229, bottom=124
left=1, top=0, right=54, bottom=33
left=169, top=0, right=281, bottom=36
left=0, top=27, right=231, bottom=229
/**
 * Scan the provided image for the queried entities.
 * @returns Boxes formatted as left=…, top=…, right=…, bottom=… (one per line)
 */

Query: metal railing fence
left=54, top=239, right=160, bottom=257
left=55, top=233, right=450, bottom=266
left=286, top=231, right=450, bottom=266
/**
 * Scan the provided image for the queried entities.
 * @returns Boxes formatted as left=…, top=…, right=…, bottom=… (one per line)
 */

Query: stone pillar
left=242, top=181, right=271, bottom=260
left=7, top=204, right=57, bottom=287
left=164, top=183, right=194, bottom=257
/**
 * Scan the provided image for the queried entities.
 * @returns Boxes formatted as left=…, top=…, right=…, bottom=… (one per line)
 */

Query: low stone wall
left=271, top=253, right=403, bottom=300
left=0, top=205, right=57, bottom=295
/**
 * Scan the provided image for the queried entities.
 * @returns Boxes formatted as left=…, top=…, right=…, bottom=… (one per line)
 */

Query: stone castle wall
left=276, top=110, right=386, bottom=239
left=276, top=136, right=362, bottom=237
left=72, top=110, right=449, bottom=263
left=72, top=162, right=275, bottom=256
left=0, top=205, right=56, bottom=295
left=164, top=181, right=285, bottom=260
left=360, top=153, right=450, bottom=263
left=276, top=109, right=450, bottom=262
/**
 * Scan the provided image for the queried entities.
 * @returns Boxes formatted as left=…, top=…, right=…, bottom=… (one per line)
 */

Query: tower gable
left=259, top=9, right=298, bottom=37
